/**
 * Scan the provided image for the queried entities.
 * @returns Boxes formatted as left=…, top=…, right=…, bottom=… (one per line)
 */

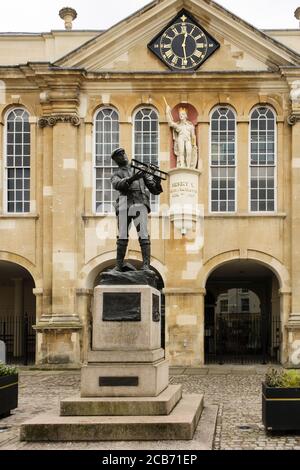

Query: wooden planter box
left=0, top=374, right=18, bottom=419
left=262, top=382, right=300, bottom=431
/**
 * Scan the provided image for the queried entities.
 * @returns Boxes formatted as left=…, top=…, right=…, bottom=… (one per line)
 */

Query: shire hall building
left=1, top=0, right=300, bottom=368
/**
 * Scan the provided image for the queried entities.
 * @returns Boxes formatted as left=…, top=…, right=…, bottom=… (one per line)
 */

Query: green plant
left=265, top=368, right=300, bottom=388
left=0, top=362, right=18, bottom=377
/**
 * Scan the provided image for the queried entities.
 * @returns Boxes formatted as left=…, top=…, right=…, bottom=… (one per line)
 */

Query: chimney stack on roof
left=59, top=7, right=77, bottom=30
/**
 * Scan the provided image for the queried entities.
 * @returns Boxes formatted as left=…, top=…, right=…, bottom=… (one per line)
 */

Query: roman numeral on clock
left=194, top=50, right=203, bottom=58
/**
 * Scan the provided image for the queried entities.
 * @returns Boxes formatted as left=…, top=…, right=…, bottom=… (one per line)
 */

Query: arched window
left=210, top=107, right=236, bottom=212
left=133, top=107, right=159, bottom=211
left=250, top=106, right=276, bottom=212
left=5, top=108, right=30, bottom=213
left=94, top=107, right=119, bottom=213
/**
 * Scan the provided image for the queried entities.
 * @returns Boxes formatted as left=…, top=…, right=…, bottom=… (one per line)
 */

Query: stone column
left=164, top=288, right=206, bottom=366
left=13, top=278, right=23, bottom=357
left=35, top=84, right=83, bottom=365
left=286, top=78, right=300, bottom=367
left=279, top=289, right=292, bottom=365
left=51, top=121, right=78, bottom=318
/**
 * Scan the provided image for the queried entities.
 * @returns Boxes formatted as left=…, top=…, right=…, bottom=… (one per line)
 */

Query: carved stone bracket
left=38, top=115, right=81, bottom=128
left=287, top=113, right=300, bottom=126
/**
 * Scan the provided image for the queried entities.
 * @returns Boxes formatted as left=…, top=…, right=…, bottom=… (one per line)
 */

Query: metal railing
left=0, top=313, right=35, bottom=365
left=205, top=312, right=281, bottom=365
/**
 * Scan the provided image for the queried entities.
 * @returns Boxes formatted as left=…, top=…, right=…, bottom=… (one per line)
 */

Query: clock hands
left=182, top=32, right=188, bottom=61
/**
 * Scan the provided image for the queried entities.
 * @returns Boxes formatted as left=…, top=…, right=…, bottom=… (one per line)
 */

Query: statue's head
left=179, top=107, right=188, bottom=122
left=111, top=147, right=128, bottom=166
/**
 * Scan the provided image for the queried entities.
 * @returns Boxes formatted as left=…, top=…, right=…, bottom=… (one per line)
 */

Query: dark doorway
left=205, top=261, right=281, bottom=364
left=0, top=261, right=36, bottom=365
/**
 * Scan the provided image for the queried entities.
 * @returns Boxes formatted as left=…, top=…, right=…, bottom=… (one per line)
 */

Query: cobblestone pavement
left=0, top=366, right=300, bottom=450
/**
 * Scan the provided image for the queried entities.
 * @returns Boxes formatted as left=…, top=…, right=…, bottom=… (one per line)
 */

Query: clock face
left=148, top=10, right=220, bottom=71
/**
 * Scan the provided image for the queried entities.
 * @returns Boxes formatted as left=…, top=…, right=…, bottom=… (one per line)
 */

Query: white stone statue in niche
left=290, top=80, right=300, bottom=104
left=165, top=99, right=198, bottom=169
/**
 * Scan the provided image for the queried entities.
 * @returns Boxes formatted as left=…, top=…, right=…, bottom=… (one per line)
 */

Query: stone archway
left=0, top=260, right=36, bottom=364
left=204, top=259, right=281, bottom=365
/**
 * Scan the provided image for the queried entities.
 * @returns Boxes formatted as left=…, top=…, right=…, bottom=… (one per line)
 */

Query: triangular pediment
left=55, top=0, right=300, bottom=72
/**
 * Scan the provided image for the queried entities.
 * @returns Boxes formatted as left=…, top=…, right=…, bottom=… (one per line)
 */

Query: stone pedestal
left=21, top=282, right=204, bottom=441
left=81, top=285, right=168, bottom=397
left=169, top=168, right=201, bottom=234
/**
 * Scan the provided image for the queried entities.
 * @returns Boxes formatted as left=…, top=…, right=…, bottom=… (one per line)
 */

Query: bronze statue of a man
left=111, top=148, right=163, bottom=272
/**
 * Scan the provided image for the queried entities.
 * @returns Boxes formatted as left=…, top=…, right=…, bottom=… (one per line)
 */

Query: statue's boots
left=140, top=239, right=151, bottom=271
left=116, top=240, right=128, bottom=271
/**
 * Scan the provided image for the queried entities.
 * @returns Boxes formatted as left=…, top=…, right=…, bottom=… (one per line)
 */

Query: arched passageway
left=204, top=260, right=281, bottom=364
left=0, top=261, right=36, bottom=364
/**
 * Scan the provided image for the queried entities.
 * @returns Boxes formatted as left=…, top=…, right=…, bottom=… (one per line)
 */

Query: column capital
left=38, top=114, right=81, bottom=128
left=287, top=113, right=300, bottom=126
left=76, top=288, right=93, bottom=296
left=286, top=313, right=300, bottom=330
left=163, top=287, right=206, bottom=296
left=33, top=288, right=43, bottom=297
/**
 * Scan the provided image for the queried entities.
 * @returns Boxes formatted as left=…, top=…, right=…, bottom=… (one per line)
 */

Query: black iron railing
left=205, top=312, right=281, bottom=365
left=0, top=313, right=35, bottom=365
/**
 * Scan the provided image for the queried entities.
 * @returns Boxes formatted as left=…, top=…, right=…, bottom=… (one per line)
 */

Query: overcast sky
left=0, top=0, right=299, bottom=32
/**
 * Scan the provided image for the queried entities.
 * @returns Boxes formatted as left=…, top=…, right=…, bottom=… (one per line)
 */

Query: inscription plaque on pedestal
left=99, top=377, right=139, bottom=387
left=103, top=292, right=141, bottom=322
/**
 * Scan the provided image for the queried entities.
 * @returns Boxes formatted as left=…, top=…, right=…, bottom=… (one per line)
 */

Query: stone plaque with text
left=103, top=292, right=141, bottom=322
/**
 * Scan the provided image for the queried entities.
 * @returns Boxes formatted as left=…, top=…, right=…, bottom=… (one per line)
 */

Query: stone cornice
left=38, top=114, right=81, bottom=128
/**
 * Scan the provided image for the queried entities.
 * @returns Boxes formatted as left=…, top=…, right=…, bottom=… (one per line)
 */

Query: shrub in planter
left=262, top=369, right=300, bottom=431
left=0, top=363, right=18, bottom=419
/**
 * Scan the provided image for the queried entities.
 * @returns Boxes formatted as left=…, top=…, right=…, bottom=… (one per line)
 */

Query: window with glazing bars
left=94, top=108, right=119, bottom=213
left=250, top=107, right=276, bottom=212
left=133, top=108, right=159, bottom=212
left=210, top=107, right=236, bottom=212
left=6, top=108, right=30, bottom=213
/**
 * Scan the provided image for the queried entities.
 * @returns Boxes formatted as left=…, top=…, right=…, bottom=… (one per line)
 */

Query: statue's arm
left=111, top=171, right=144, bottom=192
left=166, top=106, right=178, bottom=130
left=143, top=173, right=163, bottom=196
left=111, top=173, right=130, bottom=193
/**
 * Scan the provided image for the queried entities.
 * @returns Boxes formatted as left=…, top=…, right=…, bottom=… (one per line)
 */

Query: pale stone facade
left=0, top=0, right=300, bottom=368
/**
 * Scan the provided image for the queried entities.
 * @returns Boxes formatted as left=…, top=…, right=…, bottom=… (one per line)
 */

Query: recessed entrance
left=205, top=260, right=281, bottom=364
left=0, top=261, right=36, bottom=365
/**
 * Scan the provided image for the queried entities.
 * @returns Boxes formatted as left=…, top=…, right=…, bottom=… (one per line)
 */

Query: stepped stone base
left=20, top=394, right=204, bottom=442
left=61, top=385, right=182, bottom=416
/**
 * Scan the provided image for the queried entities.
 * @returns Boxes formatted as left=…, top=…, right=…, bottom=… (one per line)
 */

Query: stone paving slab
left=0, top=367, right=300, bottom=450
